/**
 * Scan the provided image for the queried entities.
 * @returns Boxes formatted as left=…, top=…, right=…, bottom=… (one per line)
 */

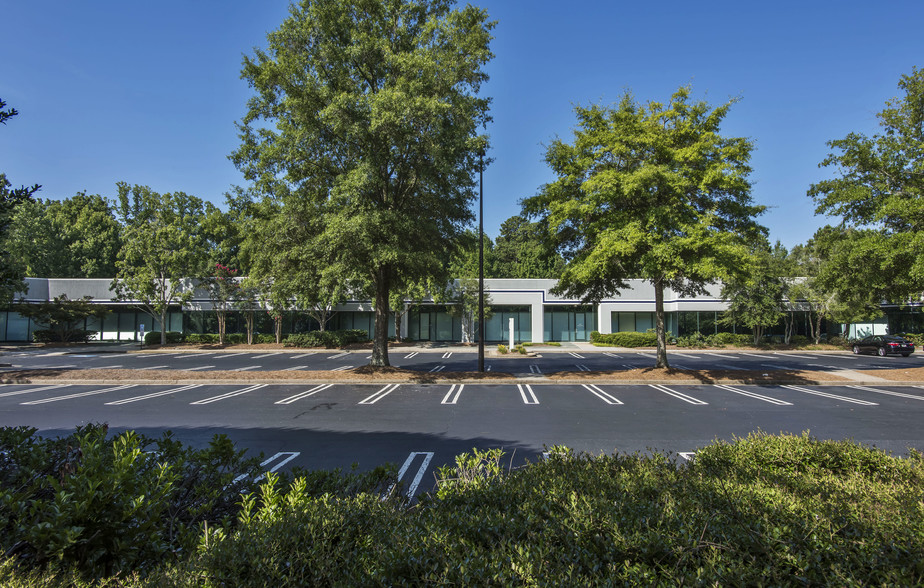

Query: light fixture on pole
left=478, top=149, right=485, bottom=372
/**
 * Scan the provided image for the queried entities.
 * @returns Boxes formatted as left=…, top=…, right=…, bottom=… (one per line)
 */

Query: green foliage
left=144, top=331, right=183, bottom=345
left=720, top=243, right=786, bottom=344
left=232, top=0, right=494, bottom=367
left=496, top=344, right=508, bottom=354
left=32, top=329, right=96, bottom=344
left=0, top=425, right=265, bottom=579
left=13, top=295, right=108, bottom=343
left=524, top=86, right=765, bottom=368
left=676, top=332, right=752, bottom=348
left=514, top=344, right=527, bottom=354
left=282, top=330, right=368, bottom=349
left=590, top=330, right=658, bottom=347
left=898, top=332, right=924, bottom=345
left=492, top=215, right=565, bottom=279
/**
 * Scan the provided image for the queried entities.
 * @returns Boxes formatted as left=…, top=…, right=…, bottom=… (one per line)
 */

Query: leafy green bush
left=898, top=332, right=924, bottom=345
left=497, top=344, right=508, bottom=354
left=185, top=333, right=219, bottom=344
left=254, top=334, right=276, bottom=344
left=32, top=329, right=97, bottom=343
left=788, top=334, right=809, bottom=345
left=283, top=330, right=368, bottom=348
left=591, top=330, right=658, bottom=347
left=143, top=331, right=183, bottom=345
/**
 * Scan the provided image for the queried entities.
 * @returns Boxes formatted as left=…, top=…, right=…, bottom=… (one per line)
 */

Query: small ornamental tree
left=203, top=263, right=240, bottom=345
left=13, top=295, right=109, bottom=343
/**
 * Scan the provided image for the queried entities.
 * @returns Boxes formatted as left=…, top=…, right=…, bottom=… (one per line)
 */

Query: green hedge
left=2, top=433, right=923, bottom=585
left=32, top=329, right=97, bottom=343
left=143, top=330, right=184, bottom=345
left=590, top=330, right=657, bottom=347
left=283, top=329, right=368, bottom=348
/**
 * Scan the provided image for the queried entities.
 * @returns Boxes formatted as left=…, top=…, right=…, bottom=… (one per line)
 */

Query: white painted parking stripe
left=441, top=384, right=464, bottom=405
left=603, top=352, right=622, bottom=359
left=191, top=384, right=267, bottom=405
left=251, top=352, right=282, bottom=359
left=713, top=384, right=792, bottom=406
left=106, top=384, right=203, bottom=405
left=636, top=352, right=655, bottom=358
left=21, top=384, right=137, bottom=405
left=95, top=365, right=123, bottom=369
left=486, top=364, right=492, bottom=371
left=385, top=452, right=434, bottom=499
left=231, top=365, right=261, bottom=372
left=234, top=451, right=302, bottom=483
left=429, top=365, right=446, bottom=372
left=331, top=365, right=354, bottom=371
left=517, top=384, right=539, bottom=404
left=359, top=384, right=400, bottom=404
left=678, top=452, right=696, bottom=461
left=0, top=384, right=70, bottom=399
left=529, top=364, right=541, bottom=374
left=716, top=363, right=742, bottom=370
left=184, top=365, right=215, bottom=371
left=137, top=365, right=169, bottom=371
left=290, top=353, right=316, bottom=359
left=276, top=384, right=335, bottom=405
left=327, top=352, right=351, bottom=360
left=648, top=384, right=708, bottom=405
left=760, top=363, right=793, bottom=370
left=705, top=353, right=736, bottom=359
left=404, top=352, right=419, bottom=359
left=846, top=385, right=924, bottom=401
left=442, top=351, right=452, bottom=359
left=672, top=352, right=699, bottom=359
left=281, top=365, right=308, bottom=371
left=581, top=384, right=622, bottom=405
left=568, top=352, right=585, bottom=359
left=739, top=352, right=776, bottom=359
left=773, top=352, right=814, bottom=359
left=780, top=385, right=878, bottom=406
left=217, top=352, right=250, bottom=358
left=576, top=364, right=590, bottom=371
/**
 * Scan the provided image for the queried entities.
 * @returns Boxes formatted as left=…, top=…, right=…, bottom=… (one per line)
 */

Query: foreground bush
left=283, top=329, right=368, bottom=348
left=3, top=433, right=923, bottom=585
left=590, top=330, right=658, bottom=347
left=32, top=329, right=97, bottom=343
left=143, top=331, right=184, bottom=345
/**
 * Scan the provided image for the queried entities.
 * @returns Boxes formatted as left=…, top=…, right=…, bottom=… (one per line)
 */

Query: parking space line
left=327, top=352, right=351, bottom=360
left=331, top=365, right=354, bottom=371
left=21, top=384, right=137, bottom=405
left=441, top=384, right=464, bottom=405
left=95, top=365, right=123, bottom=369
left=385, top=452, right=434, bottom=499
left=517, top=384, right=539, bottom=404
left=678, top=452, right=696, bottom=461
left=137, top=365, right=169, bottom=370
left=359, top=383, right=401, bottom=404
left=581, top=384, right=622, bottom=405
left=713, top=384, right=792, bottom=406
left=281, top=365, right=308, bottom=371
left=231, top=365, right=261, bottom=372
left=705, top=353, right=736, bottom=359
left=218, top=352, right=250, bottom=359
left=672, top=364, right=691, bottom=370
left=529, top=364, right=541, bottom=374
left=576, top=364, right=590, bottom=371
left=0, top=384, right=71, bottom=399
left=760, top=363, right=793, bottom=370
left=276, top=383, right=335, bottom=405
left=429, top=365, right=446, bottom=373
left=251, top=352, right=282, bottom=359
left=648, top=384, right=708, bottom=405
left=773, top=352, right=814, bottom=359
left=184, top=365, right=215, bottom=371
left=404, top=352, right=419, bottom=359
left=602, top=352, right=621, bottom=359
left=672, top=352, right=699, bottom=359
left=846, top=385, right=924, bottom=401
left=636, top=352, right=655, bottom=358
left=191, top=384, right=267, bottom=405
left=442, top=352, right=452, bottom=359
left=290, top=353, right=316, bottom=359
left=780, top=385, right=878, bottom=406
left=568, top=352, right=585, bottom=359
left=739, top=352, right=776, bottom=359
left=106, top=384, right=203, bottom=405
left=234, top=451, right=303, bottom=484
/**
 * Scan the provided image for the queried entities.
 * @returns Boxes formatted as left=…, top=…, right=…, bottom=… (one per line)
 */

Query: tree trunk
left=160, top=308, right=168, bottom=346
left=654, top=277, right=670, bottom=369
left=370, top=270, right=391, bottom=367
left=814, top=314, right=823, bottom=344
left=393, top=309, right=402, bottom=343
left=274, top=316, right=283, bottom=344
left=217, top=310, right=226, bottom=345
left=245, top=311, right=254, bottom=345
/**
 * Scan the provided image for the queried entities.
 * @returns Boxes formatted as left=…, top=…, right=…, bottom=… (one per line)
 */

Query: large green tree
left=232, top=0, right=493, bottom=366
left=0, top=99, right=40, bottom=299
left=808, top=66, right=924, bottom=302
left=719, top=242, right=785, bottom=345
left=111, top=183, right=210, bottom=345
left=524, top=87, right=765, bottom=368
left=492, top=215, right=564, bottom=279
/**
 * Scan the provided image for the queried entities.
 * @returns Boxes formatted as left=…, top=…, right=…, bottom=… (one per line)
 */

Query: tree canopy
left=232, top=0, right=494, bottom=366
left=524, top=86, right=765, bottom=367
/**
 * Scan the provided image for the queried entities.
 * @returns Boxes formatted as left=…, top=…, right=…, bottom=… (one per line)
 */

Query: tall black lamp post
left=477, top=150, right=485, bottom=372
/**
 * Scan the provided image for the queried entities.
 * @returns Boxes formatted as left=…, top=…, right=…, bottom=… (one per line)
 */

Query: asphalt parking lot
left=2, top=346, right=923, bottom=498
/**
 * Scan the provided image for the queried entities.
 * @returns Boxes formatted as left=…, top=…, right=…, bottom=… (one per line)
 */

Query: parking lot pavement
left=3, top=379, right=924, bottom=498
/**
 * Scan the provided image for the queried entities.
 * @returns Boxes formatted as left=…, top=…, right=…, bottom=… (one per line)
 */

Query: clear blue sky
left=2, top=1, right=922, bottom=248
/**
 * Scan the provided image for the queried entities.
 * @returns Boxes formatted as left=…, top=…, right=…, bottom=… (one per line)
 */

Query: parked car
left=851, top=335, right=915, bottom=357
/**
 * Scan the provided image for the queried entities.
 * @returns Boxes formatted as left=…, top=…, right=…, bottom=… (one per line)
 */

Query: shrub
left=185, top=333, right=219, bottom=344
left=32, top=329, right=97, bottom=343
left=591, top=331, right=658, bottom=347
left=283, top=330, right=368, bottom=348
left=254, top=334, right=276, bottom=344
left=143, top=331, right=183, bottom=345
left=898, top=332, right=924, bottom=345
left=788, top=334, right=809, bottom=346
left=497, top=344, right=508, bottom=354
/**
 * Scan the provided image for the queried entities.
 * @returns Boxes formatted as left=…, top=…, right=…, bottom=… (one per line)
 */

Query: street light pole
left=478, top=150, right=485, bottom=372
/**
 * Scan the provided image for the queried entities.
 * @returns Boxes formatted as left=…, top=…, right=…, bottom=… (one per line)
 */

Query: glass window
left=618, top=312, right=636, bottom=332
